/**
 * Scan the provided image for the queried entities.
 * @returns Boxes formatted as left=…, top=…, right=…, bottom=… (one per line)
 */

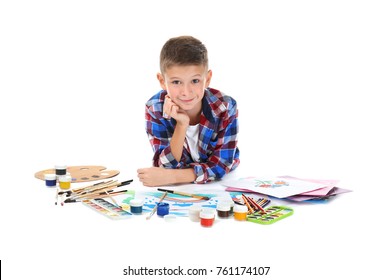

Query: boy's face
left=157, top=65, right=212, bottom=112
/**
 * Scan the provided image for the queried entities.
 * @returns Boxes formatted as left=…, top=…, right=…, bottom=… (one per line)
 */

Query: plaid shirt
left=145, top=87, right=240, bottom=184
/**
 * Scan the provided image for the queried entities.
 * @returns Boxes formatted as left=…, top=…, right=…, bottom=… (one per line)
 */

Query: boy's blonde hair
left=160, top=36, right=208, bottom=74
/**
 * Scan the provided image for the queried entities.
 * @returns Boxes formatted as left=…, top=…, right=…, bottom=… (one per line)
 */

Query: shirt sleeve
left=190, top=102, right=240, bottom=184
left=145, top=105, right=186, bottom=169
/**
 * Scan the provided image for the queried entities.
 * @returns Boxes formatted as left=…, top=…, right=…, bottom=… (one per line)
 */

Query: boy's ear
left=157, top=73, right=167, bottom=90
left=205, top=70, right=212, bottom=87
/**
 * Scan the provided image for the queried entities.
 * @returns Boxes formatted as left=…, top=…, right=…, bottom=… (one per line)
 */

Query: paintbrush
left=72, top=180, right=113, bottom=193
left=80, top=189, right=128, bottom=200
left=157, top=188, right=209, bottom=200
left=68, top=179, right=133, bottom=199
left=146, top=191, right=168, bottom=220
left=75, top=180, right=120, bottom=195
left=55, top=188, right=59, bottom=205
left=60, top=180, right=115, bottom=198
left=64, top=190, right=128, bottom=203
left=71, top=179, right=132, bottom=195
left=105, top=190, right=119, bottom=207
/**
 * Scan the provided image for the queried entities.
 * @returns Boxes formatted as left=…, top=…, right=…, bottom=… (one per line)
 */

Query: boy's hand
left=163, top=96, right=189, bottom=127
left=137, top=167, right=172, bottom=187
left=137, top=167, right=196, bottom=186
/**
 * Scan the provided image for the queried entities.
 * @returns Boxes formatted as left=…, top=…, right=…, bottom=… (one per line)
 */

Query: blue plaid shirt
left=145, top=88, right=240, bottom=184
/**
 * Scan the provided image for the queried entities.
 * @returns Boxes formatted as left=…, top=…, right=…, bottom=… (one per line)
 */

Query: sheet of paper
left=286, top=187, right=352, bottom=201
left=277, top=175, right=339, bottom=186
left=299, top=186, right=335, bottom=196
left=222, top=177, right=330, bottom=198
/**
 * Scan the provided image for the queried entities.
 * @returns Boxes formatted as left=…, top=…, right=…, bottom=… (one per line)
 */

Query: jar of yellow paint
left=59, top=175, right=72, bottom=190
left=233, top=204, right=248, bottom=221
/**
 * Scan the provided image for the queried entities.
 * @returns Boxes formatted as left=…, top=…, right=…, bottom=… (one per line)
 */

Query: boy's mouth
left=179, top=98, right=195, bottom=103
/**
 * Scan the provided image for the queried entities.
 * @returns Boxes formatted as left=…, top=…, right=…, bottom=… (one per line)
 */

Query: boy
left=137, top=36, right=240, bottom=187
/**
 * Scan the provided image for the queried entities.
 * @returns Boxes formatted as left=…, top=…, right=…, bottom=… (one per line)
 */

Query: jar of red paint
left=200, top=208, right=215, bottom=227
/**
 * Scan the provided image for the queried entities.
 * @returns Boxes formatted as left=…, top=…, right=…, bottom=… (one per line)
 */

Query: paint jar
left=188, top=205, right=202, bottom=222
left=157, top=202, right=170, bottom=217
left=216, top=201, right=231, bottom=219
left=44, top=173, right=57, bottom=187
left=58, top=175, right=72, bottom=190
left=217, top=197, right=235, bottom=215
left=234, top=204, right=248, bottom=221
left=55, top=165, right=67, bottom=178
left=129, top=199, right=143, bottom=214
left=200, top=208, right=215, bottom=227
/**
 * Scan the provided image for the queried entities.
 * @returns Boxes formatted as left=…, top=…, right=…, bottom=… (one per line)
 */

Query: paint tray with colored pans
left=83, top=198, right=132, bottom=220
left=246, top=206, right=294, bottom=225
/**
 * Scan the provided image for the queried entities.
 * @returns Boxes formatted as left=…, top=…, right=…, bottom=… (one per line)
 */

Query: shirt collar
left=202, top=88, right=227, bottom=122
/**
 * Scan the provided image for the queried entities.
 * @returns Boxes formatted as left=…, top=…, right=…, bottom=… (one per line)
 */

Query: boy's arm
left=141, top=104, right=197, bottom=187
left=163, top=96, right=190, bottom=162
left=137, top=167, right=196, bottom=187
left=190, top=104, right=240, bottom=184
left=146, top=96, right=191, bottom=167
left=169, top=123, right=188, bottom=162
left=145, top=105, right=184, bottom=168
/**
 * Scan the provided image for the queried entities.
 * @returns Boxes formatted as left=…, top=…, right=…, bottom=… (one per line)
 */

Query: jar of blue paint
left=157, top=202, right=169, bottom=217
left=44, top=173, right=57, bottom=187
left=129, top=199, right=143, bottom=214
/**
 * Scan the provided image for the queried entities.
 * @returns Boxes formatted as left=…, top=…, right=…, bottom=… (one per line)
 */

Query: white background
left=1, top=1, right=390, bottom=279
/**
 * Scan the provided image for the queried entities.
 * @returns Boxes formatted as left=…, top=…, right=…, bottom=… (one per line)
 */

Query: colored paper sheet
left=224, top=175, right=352, bottom=200
left=285, top=187, right=352, bottom=201
left=299, top=186, right=335, bottom=196
left=222, top=177, right=333, bottom=198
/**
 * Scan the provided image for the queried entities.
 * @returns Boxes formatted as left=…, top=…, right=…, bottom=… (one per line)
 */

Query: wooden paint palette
left=34, top=165, right=120, bottom=183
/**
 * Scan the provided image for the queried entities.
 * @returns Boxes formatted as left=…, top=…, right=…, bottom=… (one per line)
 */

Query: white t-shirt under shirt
left=185, top=124, right=200, bottom=162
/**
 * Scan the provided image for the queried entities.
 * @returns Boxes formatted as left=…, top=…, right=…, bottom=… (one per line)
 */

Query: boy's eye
left=192, top=79, right=200, bottom=84
left=172, top=80, right=181, bottom=85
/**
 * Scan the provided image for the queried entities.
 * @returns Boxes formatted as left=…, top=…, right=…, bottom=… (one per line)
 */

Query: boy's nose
left=181, top=84, right=192, bottom=96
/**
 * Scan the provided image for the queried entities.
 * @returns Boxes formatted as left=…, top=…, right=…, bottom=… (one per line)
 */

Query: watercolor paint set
left=246, top=206, right=293, bottom=225
left=83, top=198, right=132, bottom=220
